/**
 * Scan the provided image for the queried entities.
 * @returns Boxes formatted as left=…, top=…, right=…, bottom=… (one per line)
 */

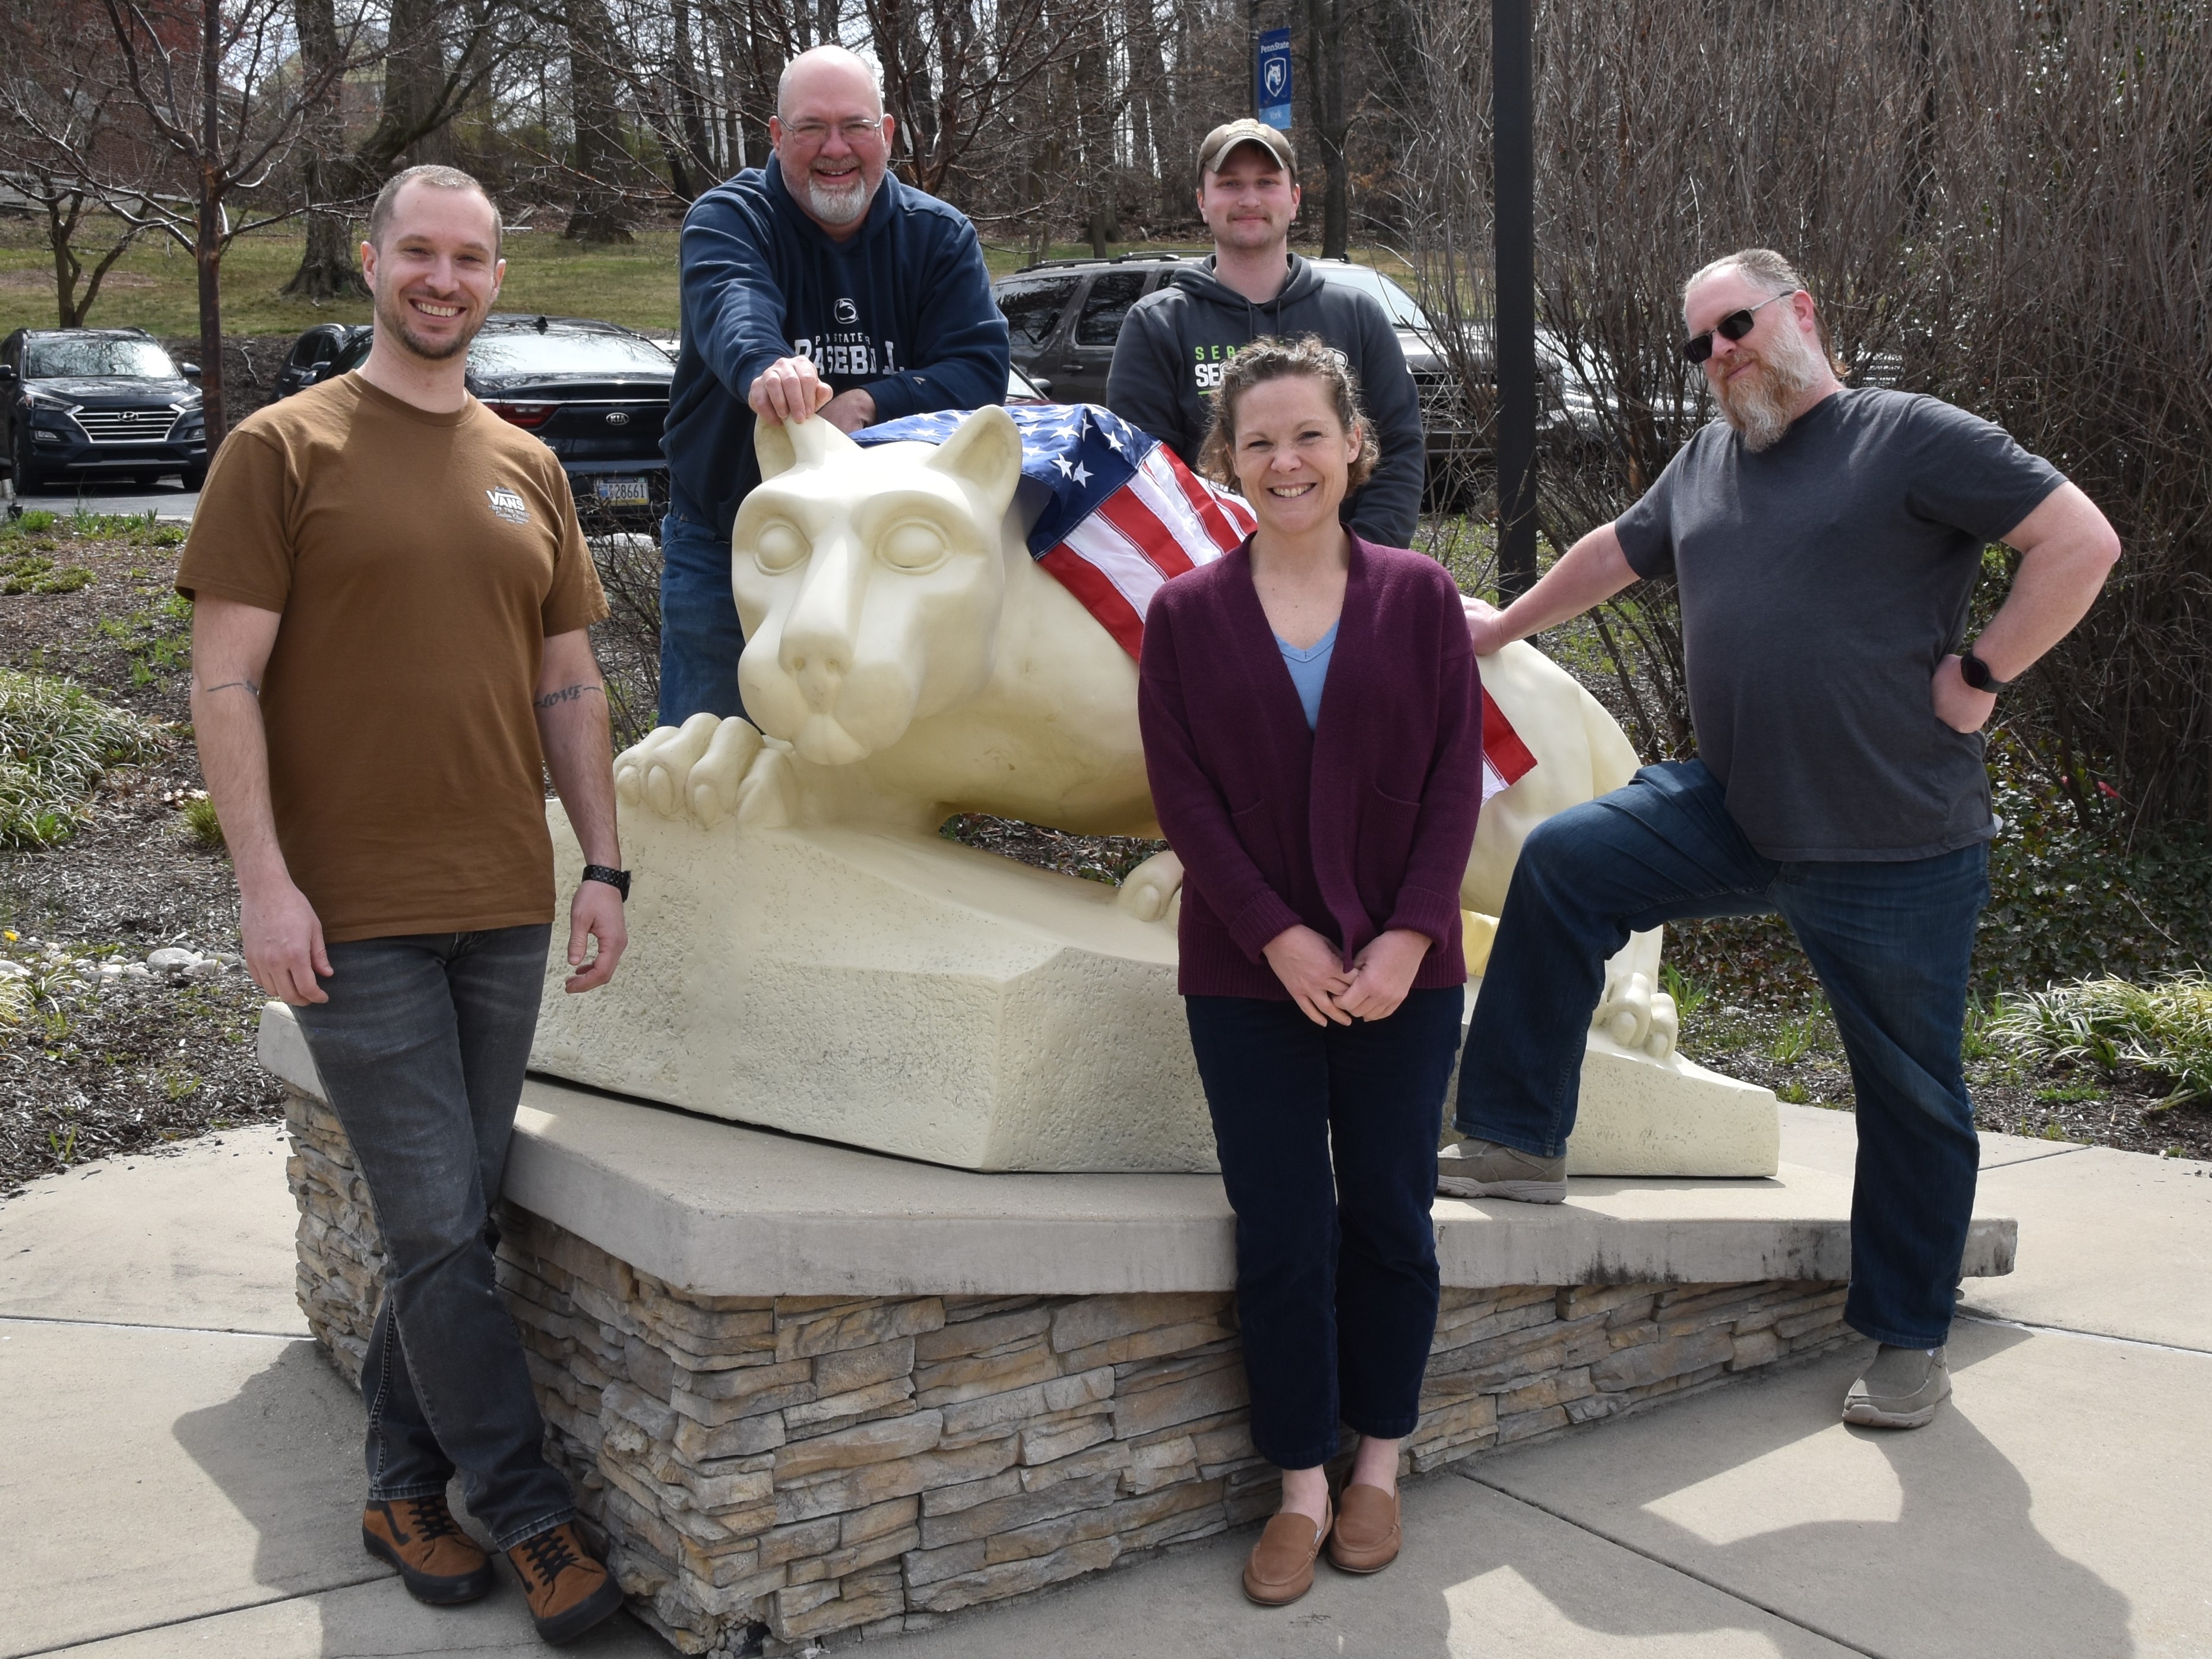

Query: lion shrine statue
left=529, top=407, right=1776, bottom=1177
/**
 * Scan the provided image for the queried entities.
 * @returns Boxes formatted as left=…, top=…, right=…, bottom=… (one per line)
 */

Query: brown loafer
left=1327, top=1482, right=1402, bottom=1573
left=362, top=1495, right=494, bottom=1606
left=1242, top=1498, right=1332, bottom=1606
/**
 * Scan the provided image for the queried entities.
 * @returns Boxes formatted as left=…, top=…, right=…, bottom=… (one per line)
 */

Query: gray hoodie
left=1105, top=254, right=1424, bottom=546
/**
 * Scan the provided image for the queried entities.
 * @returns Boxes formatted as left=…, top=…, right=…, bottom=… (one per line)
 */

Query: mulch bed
left=4, top=538, right=2202, bottom=1199
left=1, top=537, right=280, bottom=1197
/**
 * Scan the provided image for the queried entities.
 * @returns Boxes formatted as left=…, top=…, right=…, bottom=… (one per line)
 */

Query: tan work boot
left=361, top=1494, right=494, bottom=1605
left=1436, top=1136, right=1568, bottom=1203
left=1242, top=1498, right=1332, bottom=1606
left=507, top=1521, right=625, bottom=1644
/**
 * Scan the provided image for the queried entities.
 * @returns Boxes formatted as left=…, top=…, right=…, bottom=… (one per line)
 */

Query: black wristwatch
left=1958, top=648, right=2014, bottom=694
left=581, top=864, right=631, bottom=901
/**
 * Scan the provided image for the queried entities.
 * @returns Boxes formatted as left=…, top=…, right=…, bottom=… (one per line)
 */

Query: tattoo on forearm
left=534, top=682, right=604, bottom=710
left=199, top=678, right=260, bottom=697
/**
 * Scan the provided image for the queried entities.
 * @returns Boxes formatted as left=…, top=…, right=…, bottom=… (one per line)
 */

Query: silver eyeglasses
left=784, top=117, right=885, bottom=147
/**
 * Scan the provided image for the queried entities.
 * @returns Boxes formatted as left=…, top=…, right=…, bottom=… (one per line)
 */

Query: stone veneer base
left=286, top=1087, right=1871, bottom=1655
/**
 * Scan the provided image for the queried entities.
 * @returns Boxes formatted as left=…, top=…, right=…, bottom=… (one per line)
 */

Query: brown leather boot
left=1327, top=1482, right=1403, bottom=1573
left=1242, top=1498, right=1332, bottom=1606
left=361, top=1495, right=494, bottom=1605
left=507, top=1521, right=625, bottom=1644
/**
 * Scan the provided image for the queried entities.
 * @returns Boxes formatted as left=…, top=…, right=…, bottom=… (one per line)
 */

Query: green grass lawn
left=0, top=214, right=1410, bottom=339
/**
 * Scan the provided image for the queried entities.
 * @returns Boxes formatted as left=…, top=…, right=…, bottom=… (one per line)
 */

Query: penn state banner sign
left=1257, top=27, right=1293, bottom=129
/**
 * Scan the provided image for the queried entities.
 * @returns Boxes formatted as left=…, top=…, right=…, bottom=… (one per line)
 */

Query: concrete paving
left=2, top=1105, right=2205, bottom=1657
left=5, top=476, right=197, bottom=522
left=0, top=1125, right=299, bottom=1334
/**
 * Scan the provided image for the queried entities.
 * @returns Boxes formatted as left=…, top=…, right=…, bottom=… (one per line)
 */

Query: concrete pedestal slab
left=262, top=1003, right=2014, bottom=1300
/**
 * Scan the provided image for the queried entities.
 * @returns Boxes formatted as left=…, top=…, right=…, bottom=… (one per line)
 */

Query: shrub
left=1991, top=974, right=2212, bottom=1108
left=181, top=794, right=224, bottom=849
left=0, top=669, right=172, bottom=848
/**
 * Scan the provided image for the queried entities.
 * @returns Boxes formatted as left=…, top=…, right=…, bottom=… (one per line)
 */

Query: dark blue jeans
left=1186, top=987, right=1465, bottom=1470
left=659, top=507, right=749, bottom=726
left=293, top=924, right=574, bottom=1550
left=1457, top=760, right=1989, bottom=1348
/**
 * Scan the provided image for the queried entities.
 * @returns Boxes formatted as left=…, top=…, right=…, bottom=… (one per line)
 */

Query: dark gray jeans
left=293, top=924, right=574, bottom=1550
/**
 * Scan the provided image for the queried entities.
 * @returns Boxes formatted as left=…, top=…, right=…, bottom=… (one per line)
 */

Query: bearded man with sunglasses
left=1439, top=248, right=2121, bottom=1430
left=660, top=44, right=1010, bottom=724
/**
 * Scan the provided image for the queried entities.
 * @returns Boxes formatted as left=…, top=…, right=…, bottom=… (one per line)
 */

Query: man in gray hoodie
left=1106, top=119, right=1425, bottom=546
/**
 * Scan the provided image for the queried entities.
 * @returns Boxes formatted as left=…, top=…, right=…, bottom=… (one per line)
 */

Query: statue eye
left=878, top=520, right=947, bottom=573
left=754, top=520, right=809, bottom=573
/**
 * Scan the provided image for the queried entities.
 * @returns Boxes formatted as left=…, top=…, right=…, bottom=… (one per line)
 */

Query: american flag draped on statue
left=853, top=403, right=1536, bottom=800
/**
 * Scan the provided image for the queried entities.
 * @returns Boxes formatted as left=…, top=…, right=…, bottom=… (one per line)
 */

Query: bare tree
left=0, top=7, right=154, bottom=328
left=83, top=0, right=348, bottom=442
left=284, top=0, right=521, bottom=299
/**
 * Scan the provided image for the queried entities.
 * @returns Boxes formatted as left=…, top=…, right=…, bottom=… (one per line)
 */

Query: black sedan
left=303, top=314, right=674, bottom=519
left=0, top=328, right=207, bottom=494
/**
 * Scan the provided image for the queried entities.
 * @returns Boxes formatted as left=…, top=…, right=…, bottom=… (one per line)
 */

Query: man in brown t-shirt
left=181, top=166, right=628, bottom=1646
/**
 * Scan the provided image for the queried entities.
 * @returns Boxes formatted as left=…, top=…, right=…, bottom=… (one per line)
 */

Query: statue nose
left=787, top=643, right=848, bottom=709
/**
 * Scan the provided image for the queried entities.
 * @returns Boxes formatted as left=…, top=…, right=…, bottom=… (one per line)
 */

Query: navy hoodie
left=664, top=156, right=1011, bottom=539
left=1106, top=254, right=1424, bottom=546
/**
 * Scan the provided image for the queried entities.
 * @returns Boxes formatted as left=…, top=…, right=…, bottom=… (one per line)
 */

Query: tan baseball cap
left=1197, top=119, right=1297, bottom=184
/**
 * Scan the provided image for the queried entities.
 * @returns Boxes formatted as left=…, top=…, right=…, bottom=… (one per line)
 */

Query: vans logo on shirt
left=485, top=486, right=530, bottom=524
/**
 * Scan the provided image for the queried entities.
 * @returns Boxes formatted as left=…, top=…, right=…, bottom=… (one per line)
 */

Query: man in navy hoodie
left=1106, top=119, right=1424, bottom=546
left=659, top=45, right=1010, bottom=723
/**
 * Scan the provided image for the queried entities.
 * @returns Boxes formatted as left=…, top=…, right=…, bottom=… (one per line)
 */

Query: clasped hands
left=1262, top=924, right=1431, bottom=1028
left=747, top=355, right=876, bottom=433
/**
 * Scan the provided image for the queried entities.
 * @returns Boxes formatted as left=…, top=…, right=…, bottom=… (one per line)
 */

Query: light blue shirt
left=1275, top=619, right=1340, bottom=731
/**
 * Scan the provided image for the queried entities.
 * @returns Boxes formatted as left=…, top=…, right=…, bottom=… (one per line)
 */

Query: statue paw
left=1644, top=991, right=1679, bottom=1060
left=735, top=745, right=800, bottom=829
left=1117, top=849, right=1184, bottom=923
left=1596, top=969, right=1656, bottom=1052
left=613, top=714, right=764, bottom=829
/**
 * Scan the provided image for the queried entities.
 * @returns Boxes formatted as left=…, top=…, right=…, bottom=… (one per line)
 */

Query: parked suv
left=0, top=328, right=207, bottom=494
left=293, top=314, right=674, bottom=519
left=989, top=254, right=1574, bottom=492
left=272, top=323, right=371, bottom=400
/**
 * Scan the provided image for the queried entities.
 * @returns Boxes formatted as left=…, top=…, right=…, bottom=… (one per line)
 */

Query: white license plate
left=594, top=476, right=650, bottom=504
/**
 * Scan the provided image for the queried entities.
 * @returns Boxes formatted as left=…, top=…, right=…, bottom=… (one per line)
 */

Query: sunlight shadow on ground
left=1470, top=1326, right=2138, bottom=1657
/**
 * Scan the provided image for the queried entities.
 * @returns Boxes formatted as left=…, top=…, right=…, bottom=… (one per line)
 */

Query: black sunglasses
left=1681, top=291, right=1794, bottom=364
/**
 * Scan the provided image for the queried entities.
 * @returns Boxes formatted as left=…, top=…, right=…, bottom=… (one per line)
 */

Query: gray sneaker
left=1436, top=1137, right=1568, bottom=1203
left=1842, top=1344, right=1951, bottom=1429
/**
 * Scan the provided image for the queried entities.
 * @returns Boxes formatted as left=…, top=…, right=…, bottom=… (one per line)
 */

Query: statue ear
left=755, top=412, right=861, bottom=480
left=924, top=406, right=1024, bottom=516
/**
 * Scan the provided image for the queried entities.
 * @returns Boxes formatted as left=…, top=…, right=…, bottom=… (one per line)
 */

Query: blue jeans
left=1186, top=987, right=1465, bottom=1470
left=1457, top=761, right=1989, bottom=1349
left=658, top=508, right=749, bottom=726
left=292, top=924, right=575, bottom=1550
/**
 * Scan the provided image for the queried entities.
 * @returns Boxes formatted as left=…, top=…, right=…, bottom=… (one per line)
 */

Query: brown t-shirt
left=176, top=373, right=607, bottom=942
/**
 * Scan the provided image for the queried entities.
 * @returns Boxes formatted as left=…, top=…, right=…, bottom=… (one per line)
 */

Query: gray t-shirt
left=1614, top=387, right=2063, bottom=861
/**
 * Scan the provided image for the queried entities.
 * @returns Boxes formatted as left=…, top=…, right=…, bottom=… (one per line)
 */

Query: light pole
left=1493, top=0, right=1537, bottom=599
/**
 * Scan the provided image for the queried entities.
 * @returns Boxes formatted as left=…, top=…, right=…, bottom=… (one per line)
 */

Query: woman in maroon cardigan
left=1138, top=336, right=1485, bottom=1607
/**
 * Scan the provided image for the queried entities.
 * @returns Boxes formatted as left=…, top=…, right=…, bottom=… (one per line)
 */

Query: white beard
left=801, top=172, right=873, bottom=227
left=1715, top=323, right=1824, bottom=452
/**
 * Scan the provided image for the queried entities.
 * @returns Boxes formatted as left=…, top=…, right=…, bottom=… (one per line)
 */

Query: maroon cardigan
left=1138, top=535, right=1485, bottom=1000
